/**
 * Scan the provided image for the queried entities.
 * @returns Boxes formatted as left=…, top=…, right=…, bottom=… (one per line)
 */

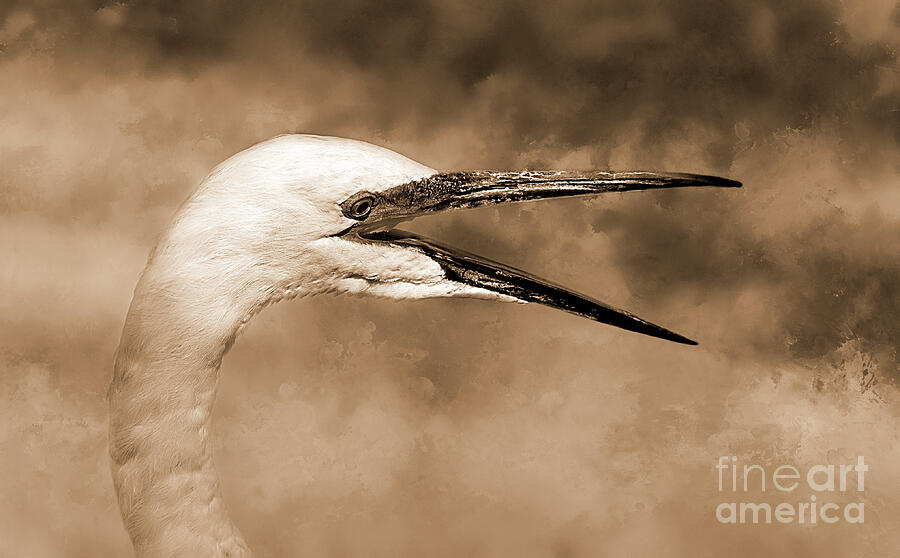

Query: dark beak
left=345, top=170, right=742, bottom=345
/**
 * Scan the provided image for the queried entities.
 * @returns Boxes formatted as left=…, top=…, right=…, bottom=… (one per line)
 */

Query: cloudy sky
left=1, top=1, right=898, bottom=556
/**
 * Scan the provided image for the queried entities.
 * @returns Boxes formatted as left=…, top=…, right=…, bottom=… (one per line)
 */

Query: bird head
left=159, top=134, right=740, bottom=345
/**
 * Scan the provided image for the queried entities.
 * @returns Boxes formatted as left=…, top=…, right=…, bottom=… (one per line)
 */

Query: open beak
left=341, top=170, right=741, bottom=345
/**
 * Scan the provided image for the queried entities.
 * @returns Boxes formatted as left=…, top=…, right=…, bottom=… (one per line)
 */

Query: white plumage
left=108, top=135, right=510, bottom=557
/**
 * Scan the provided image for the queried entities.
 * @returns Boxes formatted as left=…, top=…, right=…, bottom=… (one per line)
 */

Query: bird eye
left=348, top=196, right=375, bottom=219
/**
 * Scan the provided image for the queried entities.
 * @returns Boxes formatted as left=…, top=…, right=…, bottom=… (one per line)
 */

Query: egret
left=108, top=134, right=740, bottom=556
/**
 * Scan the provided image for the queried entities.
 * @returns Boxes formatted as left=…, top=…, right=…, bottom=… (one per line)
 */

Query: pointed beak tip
left=697, top=176, right=741, bottom=188
left=661, top=332, right=699, bottom=346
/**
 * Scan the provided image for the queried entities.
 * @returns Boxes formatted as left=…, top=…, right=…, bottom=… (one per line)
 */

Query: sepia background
left=1, top=1, right=898, bottom=556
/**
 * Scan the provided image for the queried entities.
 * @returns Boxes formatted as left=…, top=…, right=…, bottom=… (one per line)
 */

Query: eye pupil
left=342, top=193, right=376, bottom=220
left=350, top=197, right=373, bottom=218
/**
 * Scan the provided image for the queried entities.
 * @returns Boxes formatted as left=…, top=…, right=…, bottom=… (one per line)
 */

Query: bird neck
left=108, top=257, right=269, bottom=557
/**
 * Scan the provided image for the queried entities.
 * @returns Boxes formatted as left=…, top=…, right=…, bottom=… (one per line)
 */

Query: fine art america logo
left=715, top=456, right=867, bottom=524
